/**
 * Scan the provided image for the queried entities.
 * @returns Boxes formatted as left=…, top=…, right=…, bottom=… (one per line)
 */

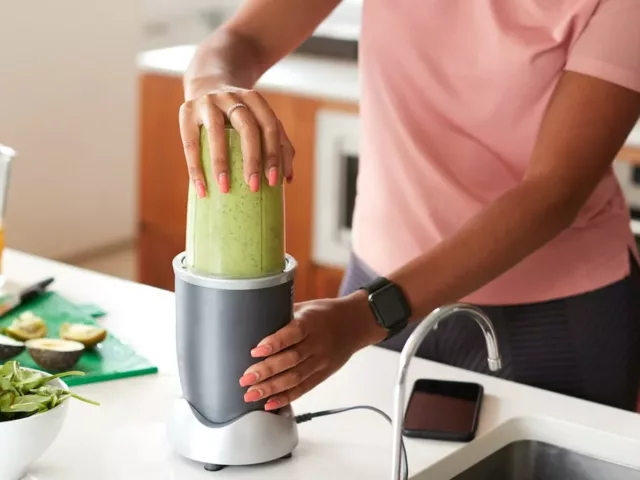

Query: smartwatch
left=361, top=277, right=412, bottom=340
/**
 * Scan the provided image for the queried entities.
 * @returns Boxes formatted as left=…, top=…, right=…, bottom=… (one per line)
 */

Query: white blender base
left=167, top=398, right=299, bottom=469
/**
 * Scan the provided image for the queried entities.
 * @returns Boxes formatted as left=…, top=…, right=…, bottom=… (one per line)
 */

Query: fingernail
left=239, top=372, right=259, bottom=387
left=195, top=180, right=207, bottom=198
left=267, top=167, right=278, bottom=187
left=244, top=389, right=263, bottom=402
left=265, top=399, right=281, bottom=411
left=217, top=172, right=229, bottom=194
left=249, top=173, right=260, bottom=192
left=286, top=172, right=294, bottom=184
left=251, top=345, right=272, bottom=357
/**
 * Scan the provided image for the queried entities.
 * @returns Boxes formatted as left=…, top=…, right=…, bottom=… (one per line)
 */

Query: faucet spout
left=390, top=304, right=502, bottom=480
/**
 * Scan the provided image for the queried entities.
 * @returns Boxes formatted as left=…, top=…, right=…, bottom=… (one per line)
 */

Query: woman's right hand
left=178, top=86, right=295, bottom=197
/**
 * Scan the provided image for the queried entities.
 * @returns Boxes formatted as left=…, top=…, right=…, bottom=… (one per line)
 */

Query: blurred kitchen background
left=1, top=0, right=639, bottom=300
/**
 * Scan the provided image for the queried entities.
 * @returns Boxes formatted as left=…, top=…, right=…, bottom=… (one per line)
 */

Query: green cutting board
left=0, top=291, right=158, bottom=386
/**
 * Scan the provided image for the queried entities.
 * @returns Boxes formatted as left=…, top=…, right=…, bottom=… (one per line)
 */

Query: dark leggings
left=339, top=252, right=640, bottom=412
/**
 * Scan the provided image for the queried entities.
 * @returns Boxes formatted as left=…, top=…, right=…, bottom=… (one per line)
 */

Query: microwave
left=312, top=109, right=360, bottom=269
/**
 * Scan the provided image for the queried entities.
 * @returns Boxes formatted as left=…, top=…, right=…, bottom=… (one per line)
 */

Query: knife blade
left=0, top=277, right=55, bottom=317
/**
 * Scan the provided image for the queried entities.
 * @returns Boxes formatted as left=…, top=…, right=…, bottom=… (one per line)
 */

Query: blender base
left=167, top=398, right=299, bottom=470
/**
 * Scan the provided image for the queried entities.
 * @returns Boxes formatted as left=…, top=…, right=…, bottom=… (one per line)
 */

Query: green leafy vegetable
left=0, top=360, right=99, bottom=422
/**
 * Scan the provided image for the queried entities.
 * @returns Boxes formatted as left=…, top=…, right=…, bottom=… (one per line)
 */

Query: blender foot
left=204, top=464, right=225, bottom=472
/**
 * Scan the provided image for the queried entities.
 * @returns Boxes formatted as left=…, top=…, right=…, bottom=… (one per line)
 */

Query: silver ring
left=226, top=103, right=247, bottom=119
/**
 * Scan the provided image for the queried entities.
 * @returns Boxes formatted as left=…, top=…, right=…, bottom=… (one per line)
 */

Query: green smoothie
left=185, top=126, right=285, bottom=278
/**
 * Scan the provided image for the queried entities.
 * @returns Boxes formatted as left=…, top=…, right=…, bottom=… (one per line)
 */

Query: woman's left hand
left=239, top=292, right=386, bottom=410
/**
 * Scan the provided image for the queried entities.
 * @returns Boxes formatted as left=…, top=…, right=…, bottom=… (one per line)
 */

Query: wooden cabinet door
left=138, top=222, right=184, bottom=290
left=311, top=265, right=345, bottom=299
left=258, top=91, right=319, bottom=302
left=138, top=74, right=190, bottom=289
left=139, top=74, right=189, bottom=233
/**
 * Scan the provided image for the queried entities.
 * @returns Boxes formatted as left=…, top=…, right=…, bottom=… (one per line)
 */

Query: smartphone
left=402, top=379, right=483, bottom=442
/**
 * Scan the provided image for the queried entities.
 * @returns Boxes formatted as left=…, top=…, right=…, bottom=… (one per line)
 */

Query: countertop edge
left=138, top=46, right=360, bottom=105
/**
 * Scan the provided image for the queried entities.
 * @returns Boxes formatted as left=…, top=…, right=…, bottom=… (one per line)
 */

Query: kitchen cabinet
left=139, top=71, right=638, bottom=301
left=618, top=146, right=640, bottom=165
left=311, top=265, right=346, bottom=299
left=138, top=72, right=353, bottom=300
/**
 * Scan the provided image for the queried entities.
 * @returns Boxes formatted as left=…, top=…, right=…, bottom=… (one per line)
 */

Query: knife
left=0, top=277, right=55, bottom=317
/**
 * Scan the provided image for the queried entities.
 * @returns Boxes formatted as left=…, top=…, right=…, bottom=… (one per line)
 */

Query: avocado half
left=0, top=334, right=25, bottom=361
left=59, top=323, right=107, bottom=349
left=26, top=338, right=84, bottom=371
left=4, top=311, right=47, bottom=341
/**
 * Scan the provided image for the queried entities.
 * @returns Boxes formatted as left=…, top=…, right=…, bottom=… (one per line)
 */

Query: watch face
left=372, top=284, right=407, bottom=328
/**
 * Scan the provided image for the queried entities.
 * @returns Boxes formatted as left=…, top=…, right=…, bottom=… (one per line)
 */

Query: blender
left=167, top=126, right=298, bottom=471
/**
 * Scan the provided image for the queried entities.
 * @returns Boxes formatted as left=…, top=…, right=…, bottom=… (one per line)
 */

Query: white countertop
left=138, top=45, right=640, bottom=148
left=138, top=45, right=360, bottom=105
left=5, top=248, right=640, bottom=479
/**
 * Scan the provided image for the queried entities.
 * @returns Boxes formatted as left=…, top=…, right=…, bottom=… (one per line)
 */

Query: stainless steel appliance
left=613, top=161, right=640, bottom=236
left=312, top=109, right=360, bottom=269
left=167, top=253, right=299, bottom=471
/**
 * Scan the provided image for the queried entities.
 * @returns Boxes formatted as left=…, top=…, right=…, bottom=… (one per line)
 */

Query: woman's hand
left=178, top=85, right=295, bottom=197
left=238, top=292, right=387, bottom=410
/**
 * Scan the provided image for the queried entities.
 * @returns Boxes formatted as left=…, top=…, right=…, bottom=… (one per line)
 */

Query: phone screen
left=403, top=379, right=483, bottom=441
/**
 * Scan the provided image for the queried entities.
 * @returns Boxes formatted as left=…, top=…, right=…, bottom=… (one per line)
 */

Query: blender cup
left=185, top=126, right=285, bottom=277
left=0, top=144, right=16, bottom=287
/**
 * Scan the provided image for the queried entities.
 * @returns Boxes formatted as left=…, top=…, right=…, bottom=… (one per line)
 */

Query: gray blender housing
left=169, top=252, right=299, bottom=470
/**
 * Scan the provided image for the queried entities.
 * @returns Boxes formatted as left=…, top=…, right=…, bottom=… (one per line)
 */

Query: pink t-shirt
left=352, top=0, right=640, bottom=305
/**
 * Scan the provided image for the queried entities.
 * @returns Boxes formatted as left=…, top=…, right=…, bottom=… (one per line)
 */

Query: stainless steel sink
left=452, top=440, right=640, bottom=480
left=415, top=417, right=640, bottom=480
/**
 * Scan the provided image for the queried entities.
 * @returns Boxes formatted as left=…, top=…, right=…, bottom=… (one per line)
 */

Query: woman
left=179, top=0, right=640, bottom=411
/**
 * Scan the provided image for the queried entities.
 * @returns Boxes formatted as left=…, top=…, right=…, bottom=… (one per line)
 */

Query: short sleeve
left=565, top=0, right=640, bottom=93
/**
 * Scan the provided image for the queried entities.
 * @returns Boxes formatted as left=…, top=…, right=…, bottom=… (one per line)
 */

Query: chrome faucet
left=390, top=304, right=503, bottom=480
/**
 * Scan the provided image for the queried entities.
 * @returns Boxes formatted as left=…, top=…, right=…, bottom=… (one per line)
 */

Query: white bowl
left=0, top=369, right=69, bottom=480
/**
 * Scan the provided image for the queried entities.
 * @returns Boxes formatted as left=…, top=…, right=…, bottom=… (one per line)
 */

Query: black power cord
left=295, top=405, right=409, bottom=480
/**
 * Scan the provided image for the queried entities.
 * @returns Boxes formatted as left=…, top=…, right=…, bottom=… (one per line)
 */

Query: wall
left=0, top=0, right=139, bottom=260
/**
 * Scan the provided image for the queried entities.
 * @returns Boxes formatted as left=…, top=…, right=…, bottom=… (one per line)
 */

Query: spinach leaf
left=0, top=360, right=99, bottom=421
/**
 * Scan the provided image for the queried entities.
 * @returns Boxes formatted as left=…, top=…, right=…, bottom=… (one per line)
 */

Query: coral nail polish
left=218, top=172, right=229, bottom=193
left=249, top=173, right=260, bottom=192
left=195, top=180, right=207, bottom=198
left=268, top=167, right=278, bottom=186
left=250, top=345, right=272, bottom=357
left=239, top=372, right=258, bottom=387
left=244, top=389, right=262, bottom=402
left=265, top=400, right=281, bottom=411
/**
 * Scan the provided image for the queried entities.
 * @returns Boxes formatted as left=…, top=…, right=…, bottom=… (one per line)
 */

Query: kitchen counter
left=6, top=248, right=640, bottom=479
left=138, top=45, right=640, bottom=149
left=138, top=45, right=359, bottom=104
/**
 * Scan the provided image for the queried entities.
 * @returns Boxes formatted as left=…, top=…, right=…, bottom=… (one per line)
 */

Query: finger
left=197, top=95, right=229, bottom=193
left=240, top=344, right=311, bottom=387
left=213, top=93, right=262, bottom=192
left=244, top=355, right=320, bottom=404
left=240, top=91, right=281, bottom=187
left=251, top=319, right=308, bottom=357
left=278, top=119, right=295, bottom=183
left=265, top=369, right=333, bottom=410
left=178, top=101, right=206, bottom=198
